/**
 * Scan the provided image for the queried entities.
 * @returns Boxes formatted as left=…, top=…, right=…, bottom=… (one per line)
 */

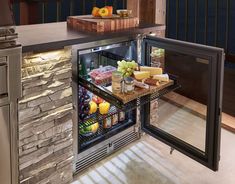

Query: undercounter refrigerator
left=72, top=35, right=224, bottom=174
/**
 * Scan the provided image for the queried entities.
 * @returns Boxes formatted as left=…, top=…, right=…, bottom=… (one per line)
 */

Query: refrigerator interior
left=74, top=36, right=223, bottom=172
left=77, top=41, right=138, bottom=153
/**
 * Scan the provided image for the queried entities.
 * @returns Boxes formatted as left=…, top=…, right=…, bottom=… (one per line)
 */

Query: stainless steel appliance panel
left=0, top=105, right=11, bottom=184
left=0, top=47, right=22, bottom=101
left=0, top=63, right=7, bottom=95
left=0, top=46, right=21, bottom=184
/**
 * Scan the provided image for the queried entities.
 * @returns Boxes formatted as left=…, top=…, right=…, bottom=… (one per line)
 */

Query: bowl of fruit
left=79, top=122, right=100, bottom=137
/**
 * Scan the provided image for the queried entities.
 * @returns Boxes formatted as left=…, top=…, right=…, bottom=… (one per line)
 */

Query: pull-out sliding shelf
left=78, top=75, right=181, bottom=111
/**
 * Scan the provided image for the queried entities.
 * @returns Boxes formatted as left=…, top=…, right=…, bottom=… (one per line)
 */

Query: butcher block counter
left=16, top=21, right=165, bottom=53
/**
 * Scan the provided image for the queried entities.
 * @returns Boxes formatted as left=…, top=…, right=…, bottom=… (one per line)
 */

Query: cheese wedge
left=140, top=66, right=163, bottom=76
left=133, top=71, right=151, bottom=80
left=152, top=74, right=169, bottom=82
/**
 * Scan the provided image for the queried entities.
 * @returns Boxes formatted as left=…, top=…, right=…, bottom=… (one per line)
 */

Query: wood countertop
left=16, top=22, right=165, bottom=53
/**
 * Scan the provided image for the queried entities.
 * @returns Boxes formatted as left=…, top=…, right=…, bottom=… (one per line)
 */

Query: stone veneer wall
left=18, top=48, right=73, bottom=184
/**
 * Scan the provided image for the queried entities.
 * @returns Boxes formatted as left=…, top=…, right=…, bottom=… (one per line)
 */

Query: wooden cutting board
left=106, top=80, right=174, bottom=104
left=67, top=15, right=139, bottom=33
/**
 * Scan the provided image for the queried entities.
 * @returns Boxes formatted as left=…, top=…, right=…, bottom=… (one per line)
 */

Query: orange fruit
left=105, top=6, right=113, bottom=16
left=92, top=7, right=100, bottom=17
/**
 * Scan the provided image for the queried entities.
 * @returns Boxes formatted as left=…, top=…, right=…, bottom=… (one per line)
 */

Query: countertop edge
left=17, top=22, right=165, bottom=53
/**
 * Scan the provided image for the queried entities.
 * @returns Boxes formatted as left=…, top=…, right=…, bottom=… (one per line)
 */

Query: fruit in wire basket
left=80, top=122, right=99, bottom=135
left=99, top=102, right=110, bottom=115
left=117, top=60, right=138, bottom=77
left=78, top=86, right=90, bottom=121
left=89, top=101, right=98, bottom=114
left=92, top=96, right=104, bottom=104
left=91, top=122, right=99, bottom=133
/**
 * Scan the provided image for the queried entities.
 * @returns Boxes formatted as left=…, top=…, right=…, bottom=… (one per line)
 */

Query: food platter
left=105, top=80, right=174, bottom=104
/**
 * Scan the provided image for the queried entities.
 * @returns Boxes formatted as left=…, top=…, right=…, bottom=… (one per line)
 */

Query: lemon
left=91, top=122, right=99, bottom=133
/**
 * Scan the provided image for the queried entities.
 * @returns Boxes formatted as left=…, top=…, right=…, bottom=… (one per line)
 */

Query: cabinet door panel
left=0, top=105, right=11, bottom=184
left=141, top=36, right=224, bottom=171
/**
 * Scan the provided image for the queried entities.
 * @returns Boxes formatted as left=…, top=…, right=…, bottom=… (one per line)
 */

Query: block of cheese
left=152, top=74, right=169, bottom=82
left=133, top=71, right=151, bottom=80
left=140, top=66, right=163, bottom=76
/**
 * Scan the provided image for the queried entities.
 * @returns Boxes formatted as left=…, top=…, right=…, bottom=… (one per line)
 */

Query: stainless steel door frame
left=9, top=101, right=19, bottom=184
left=0, top=105, right=11, bottom=184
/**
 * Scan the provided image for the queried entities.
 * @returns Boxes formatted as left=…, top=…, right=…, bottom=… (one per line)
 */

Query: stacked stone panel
left=18, top=48, right=73, bottom=184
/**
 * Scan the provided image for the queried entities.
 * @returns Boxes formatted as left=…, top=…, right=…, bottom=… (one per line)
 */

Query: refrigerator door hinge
left=107, top=142, right=114, bottom=154
left=170, top=147, right=175, bottom=155
left=134, top=125, right=140, bottom=133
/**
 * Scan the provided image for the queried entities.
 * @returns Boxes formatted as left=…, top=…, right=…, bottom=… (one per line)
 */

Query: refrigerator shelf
left=123, top=82, right=181, bottom=111
left=79, top=119, right=135, bottom=151
left=78, top=75, right=180, bottom=111
left=79, top=105, right=118, bottom=127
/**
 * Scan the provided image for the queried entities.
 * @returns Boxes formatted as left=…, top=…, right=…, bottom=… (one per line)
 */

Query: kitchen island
left=17, top=22, right=165, bottom=53
left=16, top=22, right=165, bottom=184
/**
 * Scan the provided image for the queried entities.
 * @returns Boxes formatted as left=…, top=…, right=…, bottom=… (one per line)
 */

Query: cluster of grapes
left=78, top=86, right=90, bottom=121
left=150, top=48, right=165, bottom=58
left=117, top=60, right=138, bottom=77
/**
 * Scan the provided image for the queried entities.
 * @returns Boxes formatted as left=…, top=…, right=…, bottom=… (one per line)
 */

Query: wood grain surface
left=67, top=15, right=139, bottom=32
left=107, top=80, right=174, bottom=104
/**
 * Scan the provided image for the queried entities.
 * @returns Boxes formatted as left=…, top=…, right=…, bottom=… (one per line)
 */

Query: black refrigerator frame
left=141, top=35, right=224, bottom=171
left=72, top=34, right=224, bottom=174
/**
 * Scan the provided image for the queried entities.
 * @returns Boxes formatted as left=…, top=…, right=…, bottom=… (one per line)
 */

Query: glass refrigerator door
left=140, top=35, right=224, bottom=171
